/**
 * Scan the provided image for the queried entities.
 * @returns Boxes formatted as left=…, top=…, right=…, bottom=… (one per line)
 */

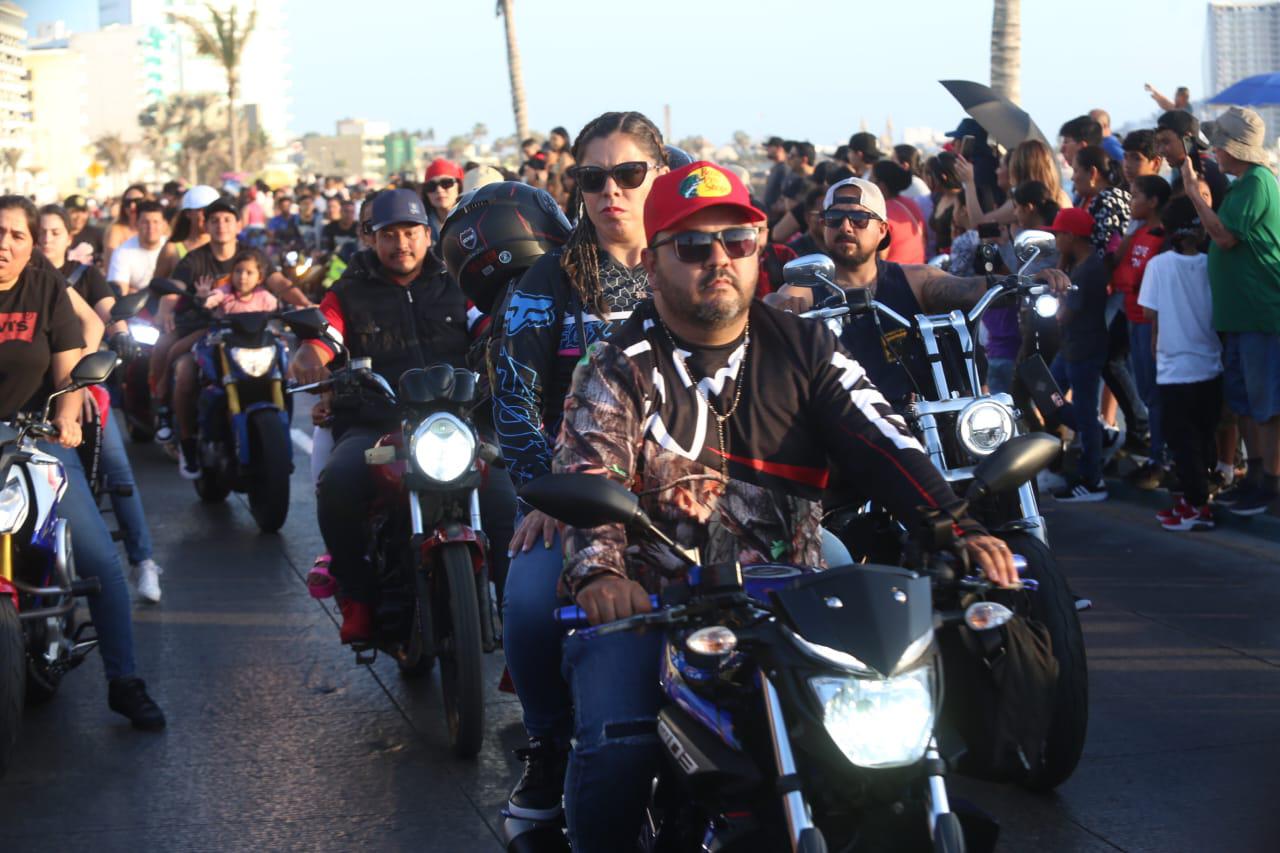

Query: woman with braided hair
left=495, top=110, right=668, bottom=823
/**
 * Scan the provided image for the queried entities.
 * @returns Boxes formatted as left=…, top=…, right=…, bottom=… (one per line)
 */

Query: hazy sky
left=30, top=0, right=1214, bottom=145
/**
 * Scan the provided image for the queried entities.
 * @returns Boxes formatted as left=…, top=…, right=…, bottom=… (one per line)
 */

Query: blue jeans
left=40, top=442, right=137, bottom=681
left=502, top=529, right=571, bottom=740
left=986, top=356, right=1016, bottom=396
left=1050, top=355, right=1105, bottom=484
left=562, top=628, right=665, bottom=853
left=1128, top=322, right=1164, bottom=461
left=99, top=416, right=153, bottom=564
left=1223, top=331, right=1280, bottom=421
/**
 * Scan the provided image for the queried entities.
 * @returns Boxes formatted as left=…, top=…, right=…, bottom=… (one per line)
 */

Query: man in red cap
left=548, top=161, right=1018, bottom=851
left=1046, top=206, right=1112, bottom=502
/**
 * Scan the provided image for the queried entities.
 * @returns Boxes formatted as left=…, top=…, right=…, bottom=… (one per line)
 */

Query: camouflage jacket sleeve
left=552, top=339, right=648, bottom=597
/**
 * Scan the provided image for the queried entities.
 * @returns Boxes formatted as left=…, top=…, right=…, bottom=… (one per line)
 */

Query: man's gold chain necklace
left=658, top=319, right=750, bottom=487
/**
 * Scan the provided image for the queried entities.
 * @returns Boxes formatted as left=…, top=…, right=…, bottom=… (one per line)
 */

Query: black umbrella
left=939, top=79, right=1052, bottom=151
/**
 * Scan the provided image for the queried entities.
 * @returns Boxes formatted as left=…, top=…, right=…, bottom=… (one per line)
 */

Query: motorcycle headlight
left=410, top=413, right=476, bottom=483
left=810, top=666, right=935, bottom=768
left=1034, top=293, right=1060, bottom=319
left=127, top=320, right=160, bottom=346
left=0, top=476, right=28, bottom=534
left=957, top=399, right=1014, bottom=457
left=228, top=345, right=278, bottom=378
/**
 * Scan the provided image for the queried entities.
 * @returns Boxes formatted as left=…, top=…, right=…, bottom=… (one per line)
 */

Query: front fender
left=233, top=403, right=292, bottom=466
left=420, top=524, right=485, bottom=573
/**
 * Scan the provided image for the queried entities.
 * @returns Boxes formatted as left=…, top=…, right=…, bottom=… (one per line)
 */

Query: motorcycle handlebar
left=554, top=594, right=661, bottom=629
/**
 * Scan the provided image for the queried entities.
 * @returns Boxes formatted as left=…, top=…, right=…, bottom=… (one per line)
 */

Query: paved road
left=0, top=432, right=1278, bottom=852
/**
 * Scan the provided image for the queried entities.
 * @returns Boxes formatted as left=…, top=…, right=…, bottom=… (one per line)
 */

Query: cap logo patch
left=679, top=167, right=732, bottom=200
left=409, top=201, right=421, bottom=215
left=835, top=186, right=862, bottom=205
left=459, top=227, right=478, bottom=251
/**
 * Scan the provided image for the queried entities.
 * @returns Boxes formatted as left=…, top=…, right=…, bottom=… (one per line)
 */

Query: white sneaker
left=133, top=559, right=162, bottom=604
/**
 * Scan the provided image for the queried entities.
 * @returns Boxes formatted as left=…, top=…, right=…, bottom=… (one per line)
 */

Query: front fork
left=760, top=672, right=822, bottom=852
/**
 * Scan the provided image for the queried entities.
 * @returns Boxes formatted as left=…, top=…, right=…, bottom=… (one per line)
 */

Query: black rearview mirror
left=282, top=308, right=328, bottom=339
left=520, top=473, right=642, bottom=530
left=69, top=350, right=119, bottom=388
left=966, top=432, right=1061, bottom=502
left=110, top=290, right=148, bottom=322
left=147, top=277, right=188, bottom=297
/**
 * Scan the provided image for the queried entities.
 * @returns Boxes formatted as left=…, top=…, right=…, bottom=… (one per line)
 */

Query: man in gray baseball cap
left=1182, top=106, right=1280, bottom=514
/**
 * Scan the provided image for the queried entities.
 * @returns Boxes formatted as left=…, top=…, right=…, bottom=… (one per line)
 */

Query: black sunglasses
left=568, top=162, right=654, bottom=193
left=822, top=209, right=880, bottom=229
left=424, top=178, right=457, bottom=192
left=651, top=227, right=760, bottom=264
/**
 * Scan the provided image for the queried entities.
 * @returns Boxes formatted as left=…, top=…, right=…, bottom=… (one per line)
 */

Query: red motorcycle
left=290, top=314, right=496, bottom=758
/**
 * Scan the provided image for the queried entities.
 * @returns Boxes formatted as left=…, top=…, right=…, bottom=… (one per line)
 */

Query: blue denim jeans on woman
left=99, top=415, right=153, bottom=564
left=1050, top=354, right=1106, bottom=484
left=502, top=529, right=572, bottom=740
left=1127, top=322, right=1164, bottom=462
left=39, top=442, right=137, bottom=681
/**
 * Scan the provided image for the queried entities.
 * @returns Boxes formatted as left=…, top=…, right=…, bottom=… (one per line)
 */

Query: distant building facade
left=1208, top=1, right=1280, bottom=141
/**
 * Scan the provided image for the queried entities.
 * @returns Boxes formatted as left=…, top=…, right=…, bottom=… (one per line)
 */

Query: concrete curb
left=1100, top=475, right=1280, bottom=543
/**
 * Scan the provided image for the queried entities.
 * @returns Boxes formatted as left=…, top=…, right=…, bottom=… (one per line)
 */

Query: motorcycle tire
left=398, top=569, right=435, bottom=678
left=0, top=597, right=25, bottom=778
left=194, top=461, right=231, bottom=503
left=247, top=410, right=291, bottom=534
left=933, top=813, right=966, bottom=853
left=999, top=532, right=1089, bottom=792
left=435, top=542, right=484, bottom=758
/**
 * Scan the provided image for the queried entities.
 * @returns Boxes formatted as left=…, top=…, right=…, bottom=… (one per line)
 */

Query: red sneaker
left=1161, top=502, right=1215, bottom=531
left=1156, top=497, right=1190, bottom=524
left=338, top=598, right=374, bottom=644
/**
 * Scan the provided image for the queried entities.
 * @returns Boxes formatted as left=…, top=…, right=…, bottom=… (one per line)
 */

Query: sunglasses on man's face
left=568, top=161, right=654, bottom=194
left=822, top=209, right=880, bottom=230
left=424, top=178, right=457, bottom=192
left=651, top=227, right=760, bottom=264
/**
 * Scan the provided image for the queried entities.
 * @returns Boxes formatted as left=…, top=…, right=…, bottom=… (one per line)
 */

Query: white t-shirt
left=1137, top=252, right=1222, bottom=385
left=107, top=236, right=165, bottom=293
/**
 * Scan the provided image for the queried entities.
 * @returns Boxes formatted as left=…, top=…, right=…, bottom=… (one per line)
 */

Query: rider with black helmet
left=289, top=188, right=517, bottom=644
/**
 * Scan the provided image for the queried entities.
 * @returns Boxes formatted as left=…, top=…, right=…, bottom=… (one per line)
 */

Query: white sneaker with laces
left=133, top=559, right=162, bottom=604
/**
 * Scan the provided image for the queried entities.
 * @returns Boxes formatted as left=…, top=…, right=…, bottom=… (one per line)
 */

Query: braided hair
left=560, top=111, right=666, bottom=315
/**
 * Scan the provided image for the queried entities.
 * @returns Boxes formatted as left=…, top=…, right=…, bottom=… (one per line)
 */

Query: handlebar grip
left=554, top=594, right=661, bottom=628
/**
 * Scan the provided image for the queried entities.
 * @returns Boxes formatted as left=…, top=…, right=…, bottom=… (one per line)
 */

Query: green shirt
left=1208, top=164, right=1280, bottom=333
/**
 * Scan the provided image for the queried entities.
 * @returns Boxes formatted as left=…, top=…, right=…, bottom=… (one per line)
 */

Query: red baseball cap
left=424, top=158, right=464, bottom=182
left=644, top=161, right=766, bottom=244
left=1048, top=207, right=1095, bottom=238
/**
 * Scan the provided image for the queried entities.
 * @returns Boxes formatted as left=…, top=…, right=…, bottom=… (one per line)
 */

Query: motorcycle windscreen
left=772, top=564, right=933, bottom=678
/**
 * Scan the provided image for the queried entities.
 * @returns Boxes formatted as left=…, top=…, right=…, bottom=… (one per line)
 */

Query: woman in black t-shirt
left=0, top=195, right=165, bottom=730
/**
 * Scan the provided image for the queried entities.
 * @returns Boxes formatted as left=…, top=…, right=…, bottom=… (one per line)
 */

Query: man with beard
left=769, top=177, right=1070, bottom=407
left=550, top=162, right=1018, bottom=851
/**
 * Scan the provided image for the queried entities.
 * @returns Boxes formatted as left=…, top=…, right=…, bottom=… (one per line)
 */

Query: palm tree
left=472, top=122, right=489, bottom=147
left=495, top=1, right=529, bottom=142
left=990, top=0, right=1021, bottom=104
left=94, top=134, right=135, bottom=186
left=169, top=3, right=257, bottom=174
left=0, top=149, right=21, bottom=182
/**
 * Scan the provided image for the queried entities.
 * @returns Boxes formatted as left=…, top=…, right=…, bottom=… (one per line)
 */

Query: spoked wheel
left=398, top=570, right=435, bottom=678
left=434, top=542, right=484, bottom=758
left=0, top=597, right=26, bottom=778
left=247, top=410, right=291, bottom=533
left=1000, top=532, right=1089, bottom=791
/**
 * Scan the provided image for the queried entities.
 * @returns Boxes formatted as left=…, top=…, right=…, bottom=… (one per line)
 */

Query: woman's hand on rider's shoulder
left=576, top=574, right=653, bottom=625
left=510, top=509, right=559, bottom=556
left=962, top=533, right=1018, bottom=588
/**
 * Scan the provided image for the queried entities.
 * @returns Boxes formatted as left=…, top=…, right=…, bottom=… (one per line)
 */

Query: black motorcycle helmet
left=439, top=182, right=572, bottom=313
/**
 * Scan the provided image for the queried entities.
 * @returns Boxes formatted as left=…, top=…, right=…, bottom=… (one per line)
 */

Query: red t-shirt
left=1111, top=224, right=1165, bottom=324
left=884, top=197, right=926, bottom=265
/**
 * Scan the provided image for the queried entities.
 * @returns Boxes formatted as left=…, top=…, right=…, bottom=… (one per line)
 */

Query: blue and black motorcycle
left=511, top=434, right=1062, bottom=853
left=149, top=280, right=313, bottom=533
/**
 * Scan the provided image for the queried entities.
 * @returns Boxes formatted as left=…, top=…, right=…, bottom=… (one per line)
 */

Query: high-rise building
left=0, top=2, right=32, bottom=185
left=96, top=0, right=292, bottom=147
left=26, top=39, right=91, bottom=197
left=1207, top=1, right=1280, bottom=142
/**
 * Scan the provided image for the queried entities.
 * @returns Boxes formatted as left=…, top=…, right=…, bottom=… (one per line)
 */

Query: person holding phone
left=1156, top=111, right=1227, bottom=210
